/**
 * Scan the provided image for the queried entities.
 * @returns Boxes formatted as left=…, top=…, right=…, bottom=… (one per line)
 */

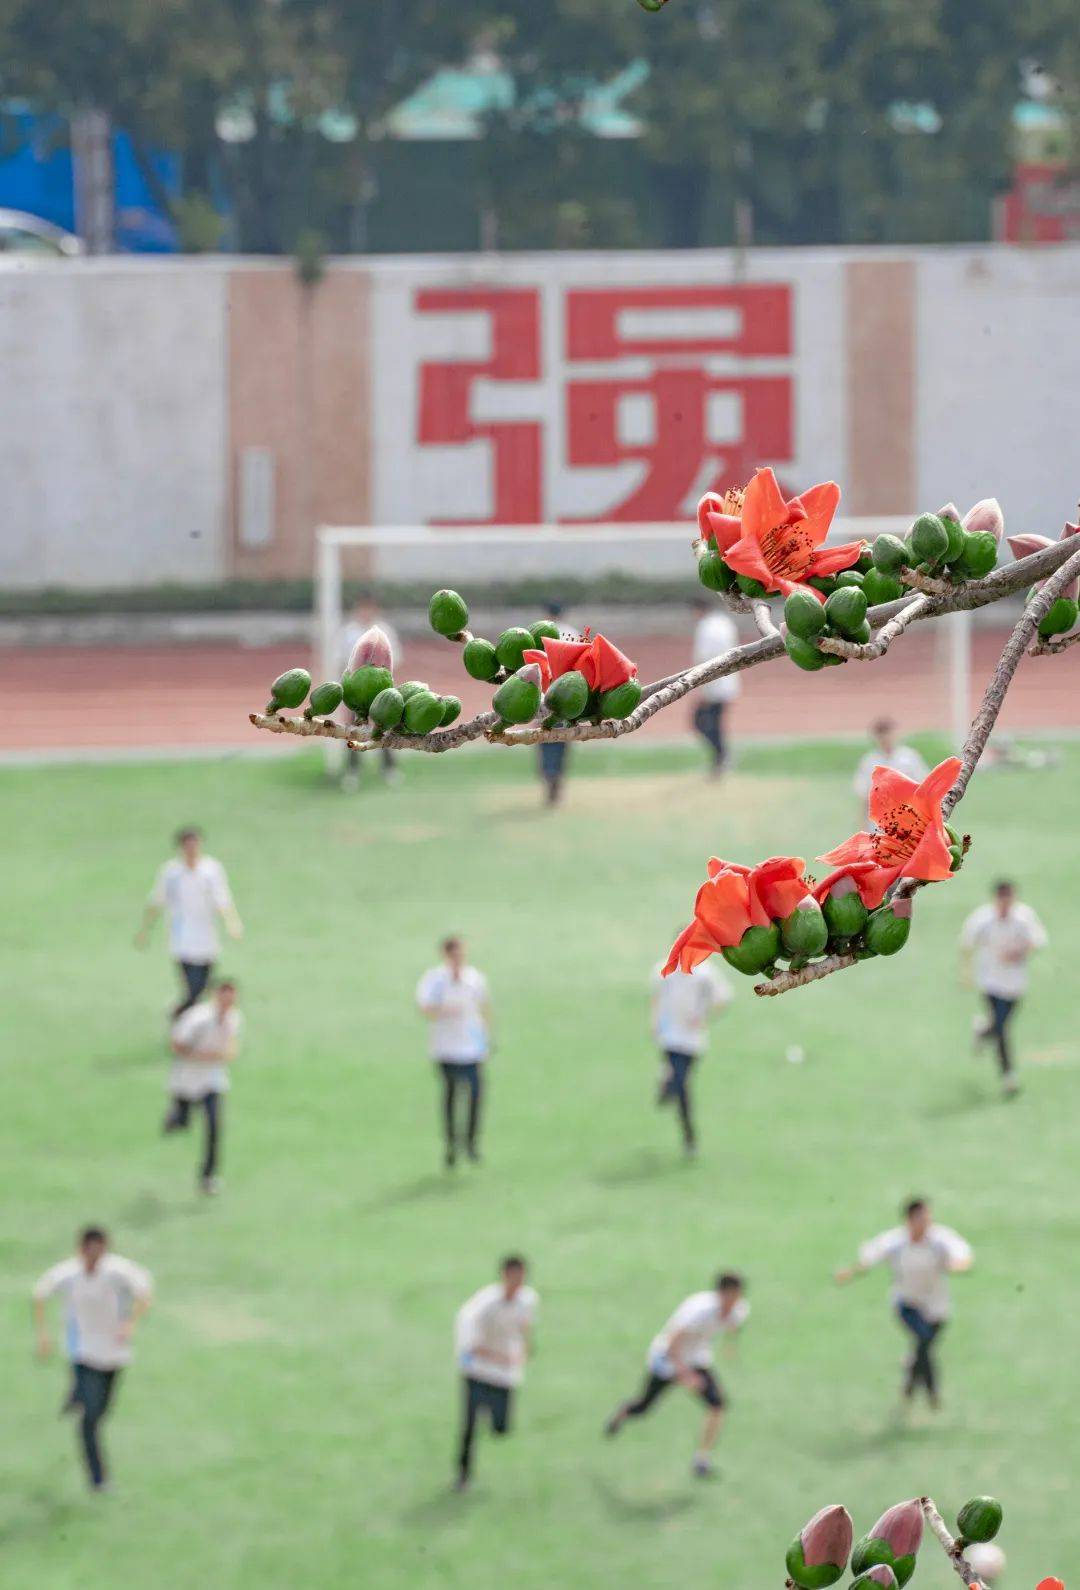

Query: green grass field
left=3, top=739, right=1078, bottom=1589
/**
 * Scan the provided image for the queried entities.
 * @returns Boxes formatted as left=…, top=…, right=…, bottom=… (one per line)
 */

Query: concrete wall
left=1, top=246, right=1078, bottom=589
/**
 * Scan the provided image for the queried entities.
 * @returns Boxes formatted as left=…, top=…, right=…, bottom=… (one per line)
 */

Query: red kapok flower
left=663, top=855, right=807, bottom=974
left=812, top=862, right=880, bottom=910
left=1008, top=521, right=1080, bottom=603
left=523, top=631, right=637, bottom=693
left=721, top=467, right=860, bottom=599
left=818, top=756, right=961, bottom=908
left=1036, top=1578, right=1065, bottom=1590
left=696, top=485, right=747, bottom=555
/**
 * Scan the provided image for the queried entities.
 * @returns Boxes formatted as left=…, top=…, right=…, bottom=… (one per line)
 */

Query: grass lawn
left=1, top=737, right=1078, bottom=1589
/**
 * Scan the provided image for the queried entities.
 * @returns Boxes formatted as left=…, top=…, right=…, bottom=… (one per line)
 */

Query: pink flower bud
left=891, top=897, right=913, bottom=920
left=1007, top=533, right=1052, bottom=561
left=802, top=1505, right=854, bottom=1570
left=867, top=1501, right=923, bottom=1560
left=857, top=1568, right=898, bottom=1587
left=347, top=625, right=393, bottom=675
left=936, top=502, right=960, bottom=521
left=517, top=662, right=544, bottom=691
left=962, top=498, right=1004, bottom=543
left=828, top=874, right=858, bottom=899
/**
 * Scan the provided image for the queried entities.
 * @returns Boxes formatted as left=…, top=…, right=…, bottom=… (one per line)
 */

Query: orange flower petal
left=792, top=480, right=841, bottom=544
left=904, top=821, right=954, bottom=884
left=742, top=467, right=789, bottom=542
left=723, top=534, right=785, bottom=594
left=694, top=871, right=753, bottom=949
left=807, top=538, right=864, bottom=577
left=915, top=756, right=962, bottom=812
left=868, top=765, right=922, bottom=831
left=590, top=634, right=637, bottom=692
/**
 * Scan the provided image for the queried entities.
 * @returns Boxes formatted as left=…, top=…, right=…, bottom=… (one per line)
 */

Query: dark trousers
left=174, top=960, right=212, bottom=1018
left=438, top=1062, right=483, bottom=1158
left=983, top=993, right=1018, bottom=1076
left=624, top=1365, right=724, bottom=1417
left=345, top=746, right=396, bottom=779
left=72, top=1364, right=120, bottom=1488
left=538, top=742, right=569, bottom=805
left=693, top=702, right=727, bottom=769
left=458, top=1376, right=512, bottom=1479
left=897, top=1304, right=945, bottom=1398
left=660, top=1051, right=697, bottom=1149
left=164, top=1092, right=223, bottom=1179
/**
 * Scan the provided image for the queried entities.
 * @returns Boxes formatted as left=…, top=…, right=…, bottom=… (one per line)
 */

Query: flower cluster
left=428, top=588, right=641, bottom=730
left=787, top=1494, right=1007, bottom=1590
left=664, top=758, right=964, bottom=981
left=263, top=626, right=462, bottom=737
left=1008, top=520, right=1080, bottom=641
left=692, top=473, right=1007, bottom=673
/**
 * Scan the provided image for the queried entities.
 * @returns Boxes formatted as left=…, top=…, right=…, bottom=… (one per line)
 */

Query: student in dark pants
left=605, top=1273, right=749, bottom=1477
left=164, top=980, right=242, bottom=1195
left=32, top=1227, right=153, bottom=1492
left=416, top=938, right=491, bottom=1169
left=535, top=603, right=576, bottom=806
left=961, top=879, right=1048, bottom=1098
left=835, top=1198, right=973, bottom=1409
left=453, top=1256, right=538, bottom=1491
left=690, top=601, right=740, bottom=778
left=135, top=827, right=243, bottom=1018
left=650, top=957, right=731, bottom=1155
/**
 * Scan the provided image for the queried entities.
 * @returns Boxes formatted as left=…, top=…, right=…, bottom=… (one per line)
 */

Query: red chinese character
left=563, top=286, right=793, bottom=522
left=416, top=288, right=542, bottom=524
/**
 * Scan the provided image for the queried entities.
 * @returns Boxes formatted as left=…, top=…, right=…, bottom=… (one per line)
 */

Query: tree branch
left=818, top=594, right=931, bottom=661
left=249, top=535, right=1079, bottom=753
left=1031, top=628, right=1080, bottom=657
left=919, top=1496, right=989, bottom=1590
left=757, top=543, right=1080, bottom=997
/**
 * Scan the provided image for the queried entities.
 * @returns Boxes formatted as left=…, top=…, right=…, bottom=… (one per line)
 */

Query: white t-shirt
left=650, top=961, right=731, bottom=1056
left=693, top=613, right=741, bottom=703
left=151, top=856, right=233, bottom=963
left=416, top=965, right=489, bottom=1063
left=455, top=1282, right=539, bottom=1388
left=960, top=902, right=1047, bottom=999
left=169, top=1003, right=243, bottom=1098
left=648, top=1290, right=750, bottom=1374
left=858, top=1224, right=972, bottom=1321
left=853, top=745, right=928, bottom=803
left=33, top=1254, right=153, bottom=1370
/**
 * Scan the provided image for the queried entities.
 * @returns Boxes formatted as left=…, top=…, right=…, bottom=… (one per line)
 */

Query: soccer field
left=3, top=739, right=1078, bottom=1590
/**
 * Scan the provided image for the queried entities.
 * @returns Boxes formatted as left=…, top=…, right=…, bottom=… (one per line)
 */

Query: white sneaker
left=691, top=1455, right=715, bottom=1478
left=199, top=1175, right=223, bottom=1196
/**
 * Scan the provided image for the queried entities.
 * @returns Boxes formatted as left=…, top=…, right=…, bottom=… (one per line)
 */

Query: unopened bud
left=517, top=662, right=543, bottom=692
left=1007, top=533, right=1051, bottom=561
left=787, top=1505, right=853, bottom=1588
left=891, top=897, right=913, bottom=920
left=962, top=498, right=1004, bottom=543
left=853, top=1569, right=898, bottom=1589
left=936, top=502, right=960, bottom=521
left=348, top=624, right=394, bottom=675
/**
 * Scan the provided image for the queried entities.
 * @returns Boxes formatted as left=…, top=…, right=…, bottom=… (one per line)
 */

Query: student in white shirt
left=32, top=1226, right=153, bottom=1491
left=650, top=958, right=732, bottom=1154
left=853, top=718, right=928, bottom=817
left=690, top=600, right=740, bottom=777
left=136, top=827, right=243, bottom=1016
left=835, top=1198, right=973, bottom=1408
left=416, top=937, right=491, bottom=1169
left=961, top=879, right=1047, bottom=1096
left=453, top=1255, right=538, bottom=1490
left=164, top=979, right=243, bottom=1194
left=605, top=1272, right=749, bottom=1477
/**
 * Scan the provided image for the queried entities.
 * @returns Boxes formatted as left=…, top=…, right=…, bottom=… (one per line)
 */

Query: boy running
left=961, top=879, right=1047, bottom=1096
left=604, top=1272, right=748, bottom=1476
left=136, top=827, right=242, bottom=1016
left=32, top=1227, right=153, bottom=1492
left=650, top=956, right=732, bottom=1154
left=835, top=1198, right=973, bottom=1408
left=453, top=1256, right=538, bottom=1491
left=416, top=938, right=491, bottom=1168
left=163, top=979, right=242, bottom=1194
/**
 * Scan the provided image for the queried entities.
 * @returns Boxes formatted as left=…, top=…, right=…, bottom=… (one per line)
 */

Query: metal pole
left=949, top=608, right=972, bottom=753
left=315, top=531, right=343, bottom=772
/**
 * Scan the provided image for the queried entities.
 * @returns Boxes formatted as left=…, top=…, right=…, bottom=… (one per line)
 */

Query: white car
left=0, top=209, right=84, bottom=257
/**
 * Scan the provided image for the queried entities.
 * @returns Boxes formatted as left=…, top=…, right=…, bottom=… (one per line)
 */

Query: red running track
left=2, top=628, right=1075, bottom=756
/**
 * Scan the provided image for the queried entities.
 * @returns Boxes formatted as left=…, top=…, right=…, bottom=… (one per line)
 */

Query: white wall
left=0, top=262, right=228, bottom=588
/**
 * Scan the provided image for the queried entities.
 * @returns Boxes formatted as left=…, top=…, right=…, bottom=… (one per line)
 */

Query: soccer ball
left=966, top=1543, right=1007, bottom=1582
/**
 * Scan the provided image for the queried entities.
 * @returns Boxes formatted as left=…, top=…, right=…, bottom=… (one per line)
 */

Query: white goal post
left=314, top=519, right=973, bottom=754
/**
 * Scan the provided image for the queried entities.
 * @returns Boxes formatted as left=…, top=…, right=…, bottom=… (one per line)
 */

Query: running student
left=453, top=1256, right=538, bottom=1491
left=690, top=599, right=740, bottom=777
left=163, top=979, right=242, bottom=1194
left=605, top=1272, right=748, bottom=1476
left=416, top=938, right=491, bottom=1168
left=136, top=827, right=242, bottom=1016
left=961, top=879, right=1047, bottom=1097
left=835, top=1198, right=973, bottom=1409
left=32, top=1227, right=153, bottom=1492
left=853, top=718, right=927, bottom=819
left=650, top=954, right=732, bottom=1154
